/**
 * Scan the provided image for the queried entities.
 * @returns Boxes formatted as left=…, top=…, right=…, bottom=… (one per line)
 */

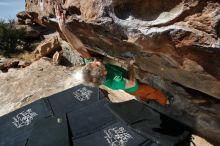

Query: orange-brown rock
left=34, top=37, right=61, bottom=59
left=0, top=58, right=31, bottom=72
left=0, top=58, right=19, bottom=72
left=52, top=51, right=62, bottom=64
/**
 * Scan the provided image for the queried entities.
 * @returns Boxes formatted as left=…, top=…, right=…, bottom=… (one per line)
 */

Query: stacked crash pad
left=0, top=84, right=190, bottom=146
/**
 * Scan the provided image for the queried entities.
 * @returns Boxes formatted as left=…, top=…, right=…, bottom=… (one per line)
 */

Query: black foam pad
left=68, top=99, right=151, bottom=146
left=0, top=131, right=29, bottom=146
left=48, top=84, right=105, bottom=115
left=0, top=98, right=52, bottom=146
left=26, top=115, right=70, bottom=146
left=107, top=100, right=190, bottom=146
left=73, top=122, right=151, bottom=146
left=67, top=99, right=116, bottom=138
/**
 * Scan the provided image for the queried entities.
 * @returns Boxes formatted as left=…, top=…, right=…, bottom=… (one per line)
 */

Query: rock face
left=34, top=37, right=61, bottom=58
left=23, top=0, right=220, bottom=144
left=33, top=37, right=84, bottom=66
left=0, top=58, right=30, bottom=72
left=135, top=70, right=220, bottom=145
left=26, top=0, right=220, bottom=99
left=59, top=40, right=84, bottom=66
left=15, top=24, right=41, bottom=39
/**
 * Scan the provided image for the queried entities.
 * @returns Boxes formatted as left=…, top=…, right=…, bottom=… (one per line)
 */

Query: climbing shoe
left=166, top=92, right=174, bottom=105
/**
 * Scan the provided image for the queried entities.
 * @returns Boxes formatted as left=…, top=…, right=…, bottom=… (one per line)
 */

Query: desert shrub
left=0, top=19, right=30, bottom=56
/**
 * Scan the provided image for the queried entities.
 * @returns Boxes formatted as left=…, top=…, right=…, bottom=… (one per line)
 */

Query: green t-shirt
left=103, top=64, right=138, bottom=93
left=83, top=59, right=138, bottom=93
left=84, top=58, right=94, bottom=64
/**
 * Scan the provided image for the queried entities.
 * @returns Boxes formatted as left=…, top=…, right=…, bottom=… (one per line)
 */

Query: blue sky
left=0, top=0, right=25, bottom=20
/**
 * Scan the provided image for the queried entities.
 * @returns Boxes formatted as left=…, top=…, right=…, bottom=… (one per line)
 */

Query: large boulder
left=26, top=0, right=220, bottom=99
left=34, top=37, right=61, bottom=58
left=0, top=58, right=28, bottom=72
left=33, top=37, right=84, bottom=66
left=59, top=40, right=84, bottom=66
left=135, top=70, right=220, bottom=145
left=24, top=0, right=220, bottom=144
left=16, top=11, right=29, bottom=20
left=15, top=24, right=41, bottom=39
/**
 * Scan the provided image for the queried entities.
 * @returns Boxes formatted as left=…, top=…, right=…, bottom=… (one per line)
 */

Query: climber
left=55, top=4, right=172, bottom=105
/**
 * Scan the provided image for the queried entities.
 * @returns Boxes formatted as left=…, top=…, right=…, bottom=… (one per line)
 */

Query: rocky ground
left=0, top=58, right=81, bottom=116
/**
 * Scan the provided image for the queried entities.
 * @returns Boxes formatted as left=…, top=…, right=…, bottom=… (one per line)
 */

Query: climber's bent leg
left=130, top=83, right=167, bottom=106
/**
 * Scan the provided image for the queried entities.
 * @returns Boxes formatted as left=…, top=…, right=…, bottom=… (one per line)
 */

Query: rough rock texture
left=15, top=24, right=41, bottom=39
left=34, top=37, right=61, bottom=58
left=59, top=40, right=84, bottom=66
left=0, top=58, right=30, bottom=72
left=26, top=0, right=220, bottom=99
left=33, top=37, right=84, bottom=66
left=52, top=51, right=62, bottom=64
left=0, top=58, right=81, bottom=116
left=135, top=70, right=220, bottom=145
left=16, top=11, right=29, bottom=20
left=0, top=58, right=19, bottom=72
left=23, top=0, right=220, bottom=144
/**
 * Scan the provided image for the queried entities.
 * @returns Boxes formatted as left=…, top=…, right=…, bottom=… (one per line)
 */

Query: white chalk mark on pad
left=12, top=109, right=38, bottom=128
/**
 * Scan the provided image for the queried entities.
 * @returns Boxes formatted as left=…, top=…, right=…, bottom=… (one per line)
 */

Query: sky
left=0, top=0, right=25, bottom=20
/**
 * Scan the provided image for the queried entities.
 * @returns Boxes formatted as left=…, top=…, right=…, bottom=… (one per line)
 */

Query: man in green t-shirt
left=83, top=58, right=138, bottom=93
left=55, top=5, right=171, bottom=105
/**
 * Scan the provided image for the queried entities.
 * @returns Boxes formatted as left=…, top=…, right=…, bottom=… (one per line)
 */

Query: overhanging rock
left=26, top=0, right=220, bottom=100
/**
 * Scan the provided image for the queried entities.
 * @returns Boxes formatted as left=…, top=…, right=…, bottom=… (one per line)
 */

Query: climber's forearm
left=61, top=27, right=83, bottom=49
left=60, top=25, right=91, bottom=58
left=54, top=4, right=91, bottom=58
left=124, top=63, right=136, bottom=89
left=128, top=63, right=136, bottom=82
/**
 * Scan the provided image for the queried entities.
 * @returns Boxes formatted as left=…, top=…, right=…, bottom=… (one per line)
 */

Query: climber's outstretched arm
left=125, top=59, right=136, bottom=89
left=128, top=60, right=136, bottom=82
left=55, top=4, right=91, bottom=58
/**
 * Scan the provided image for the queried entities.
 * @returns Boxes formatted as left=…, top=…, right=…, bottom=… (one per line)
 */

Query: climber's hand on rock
left=55, top=4, right=65, bottom=30
left=124, top=58, right=135, bottom=68
left=127, top=57, right=135, bottom=66
left=129, top=59, right=135, bottom=65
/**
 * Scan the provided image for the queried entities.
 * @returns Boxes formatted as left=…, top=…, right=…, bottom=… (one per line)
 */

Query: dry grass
left=10, top=51, right=34, bottom=62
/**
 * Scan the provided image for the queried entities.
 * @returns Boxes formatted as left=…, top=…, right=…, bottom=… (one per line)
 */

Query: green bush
left=0, top=19, right=30, bottom=56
